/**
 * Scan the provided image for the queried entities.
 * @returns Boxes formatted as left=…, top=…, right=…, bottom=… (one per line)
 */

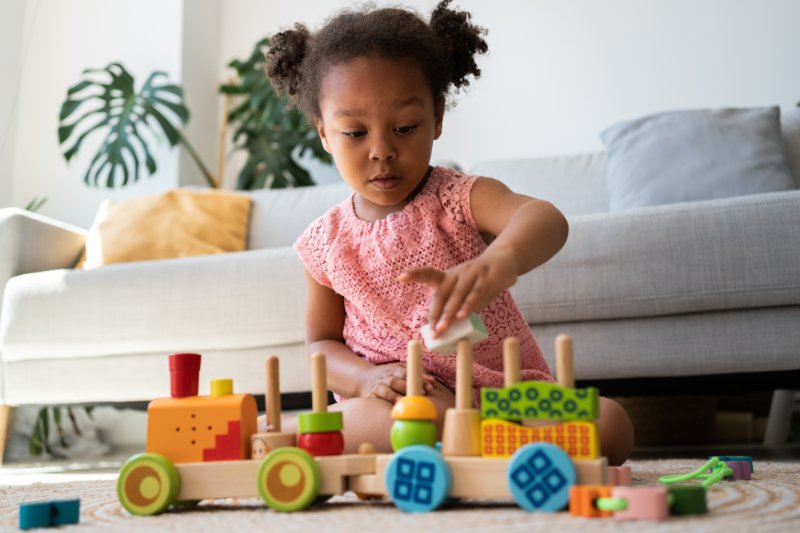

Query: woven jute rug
left=1, top=459, right=798, bottom=532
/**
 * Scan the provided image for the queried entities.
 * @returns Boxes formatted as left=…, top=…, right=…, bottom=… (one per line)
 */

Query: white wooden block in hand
left=421, top=314, right=488, bottom=354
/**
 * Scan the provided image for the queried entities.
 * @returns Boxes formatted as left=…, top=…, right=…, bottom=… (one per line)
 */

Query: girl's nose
left=369, top=134, right=397, bottom=161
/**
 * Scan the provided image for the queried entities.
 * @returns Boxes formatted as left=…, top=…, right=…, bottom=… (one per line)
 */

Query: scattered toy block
left=19, top=499, right=80, bottom=530
left=612, top=486, right=669, bottom=521
left=716, top=455, right=754, bottom=473
left=481, top=418, right=600, bottom=460
left=667, top=485, right=707, bottom=516
left=569, top=485, right=613, bottom=518
left=481, top=381, right=599, bottom=422
left=421, top=314, right=488, bottom=354
left=506, top=443, right=576, bottom=512
left=723, top=461, right=751, bottom=481
left=607, top=465, right=632, bottom=486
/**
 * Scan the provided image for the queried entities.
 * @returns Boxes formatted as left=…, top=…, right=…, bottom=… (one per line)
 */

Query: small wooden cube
left=421, top=314, right=488, bottom=354
left=569, top=485, right=613, bottom=518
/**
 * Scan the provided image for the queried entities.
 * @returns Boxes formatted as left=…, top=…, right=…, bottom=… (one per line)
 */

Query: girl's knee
left=599, top=397, right=635, bottom=466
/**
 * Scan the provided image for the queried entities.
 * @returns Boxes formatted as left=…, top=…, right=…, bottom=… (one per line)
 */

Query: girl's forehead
left=319, top=55, right=433, bottom=106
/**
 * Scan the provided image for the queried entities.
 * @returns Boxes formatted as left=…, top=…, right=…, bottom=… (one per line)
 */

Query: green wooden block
left=668, top=485, right=708, bottom=516
left=297, top=411, right=343, bottom=433
left=480, top=381, right=598, bottom=421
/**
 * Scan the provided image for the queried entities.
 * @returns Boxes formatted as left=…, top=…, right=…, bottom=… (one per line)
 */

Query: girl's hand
left=359, top=362, right=436, bottom=403
left=399, top=250, right=518, bottom=338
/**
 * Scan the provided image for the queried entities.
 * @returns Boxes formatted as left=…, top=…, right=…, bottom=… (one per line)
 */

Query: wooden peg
left=311, top=351, right=327, bottom=413
left=503, top=337, right=521, bottom=387
left=441, top=339, right=481, bottom=456
left=456, top=340, right=472, bottom=410
left=407, top=340, right=423, bottom=397
left=556, top=334, right=575, bottom=388
left=265, top=355, right=281, bottom=432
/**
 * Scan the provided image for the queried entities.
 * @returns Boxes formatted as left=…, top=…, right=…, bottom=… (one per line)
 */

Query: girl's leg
left=598, top=396, right=635, bottom=466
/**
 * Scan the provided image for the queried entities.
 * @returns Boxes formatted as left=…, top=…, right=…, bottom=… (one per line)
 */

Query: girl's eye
left=394, top=125, right=417, bottom=135
left=343, top=130, right=366, bottom=138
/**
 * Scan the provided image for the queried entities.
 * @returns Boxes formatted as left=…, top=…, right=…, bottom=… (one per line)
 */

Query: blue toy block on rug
left=19, top=499, right=80, bottom=529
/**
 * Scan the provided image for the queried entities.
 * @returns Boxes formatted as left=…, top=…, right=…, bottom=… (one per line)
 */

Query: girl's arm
left=400, top=177, right=568, bottom=336
left=303, top=269, right=433, bottom=401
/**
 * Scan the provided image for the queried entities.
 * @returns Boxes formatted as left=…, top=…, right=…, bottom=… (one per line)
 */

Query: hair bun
left=430, top=0, right=488, bottom=90
left=266, top=23, right=311, bottom=97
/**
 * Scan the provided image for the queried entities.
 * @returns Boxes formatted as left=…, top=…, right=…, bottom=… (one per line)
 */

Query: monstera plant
left=58, top=62, right=216, bottom=188
left=220, top=37, right=332, bottom=189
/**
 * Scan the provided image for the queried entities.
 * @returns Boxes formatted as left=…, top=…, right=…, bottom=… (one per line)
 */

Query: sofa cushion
left=601, top=107, right=796, bottom=211
left=781, top=107, right=800, bottom=187
left=82, top=189, right=252, bottom=268
left=469, top=152, right=609, bottom=216
left=247, top=183, right=350, bottom=249
left=512, top=190, right=800, bottom=324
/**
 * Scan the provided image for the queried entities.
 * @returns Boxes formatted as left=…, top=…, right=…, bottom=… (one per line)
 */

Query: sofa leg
left=763, top=390, right=796, bottom=447
left=0, top=404, right=14, bottom=465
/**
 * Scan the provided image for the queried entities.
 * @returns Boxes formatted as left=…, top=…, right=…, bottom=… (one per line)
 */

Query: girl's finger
left=440, top=271, right=477, bottom=330
left=429, top=274, right=458, bottom=336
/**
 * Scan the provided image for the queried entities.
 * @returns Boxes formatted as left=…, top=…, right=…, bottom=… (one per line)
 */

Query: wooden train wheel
left=257, top=447, right=321, bottom=512
left=117, top=453, right=180, bottom=516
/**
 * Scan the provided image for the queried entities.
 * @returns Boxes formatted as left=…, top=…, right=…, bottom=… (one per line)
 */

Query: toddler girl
left=265, top=0, right=633, bottom=465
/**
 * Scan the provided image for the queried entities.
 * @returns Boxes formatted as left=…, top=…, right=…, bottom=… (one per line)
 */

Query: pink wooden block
left=726, top=461, right=751, bottom=480
left=612, top=486, right=669, bottom=521
left=607, top=465, right=632, bottom=486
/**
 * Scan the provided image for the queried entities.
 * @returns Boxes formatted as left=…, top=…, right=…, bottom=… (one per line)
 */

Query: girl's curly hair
left=266, top=0, right=488, bottom=121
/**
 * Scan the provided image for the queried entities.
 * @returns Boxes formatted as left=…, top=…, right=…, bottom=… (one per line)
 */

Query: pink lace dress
left=294, top=166, right=553, bottom=405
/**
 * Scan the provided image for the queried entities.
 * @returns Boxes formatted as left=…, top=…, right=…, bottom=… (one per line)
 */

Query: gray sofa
left=2, top=110, right=799, bottom=461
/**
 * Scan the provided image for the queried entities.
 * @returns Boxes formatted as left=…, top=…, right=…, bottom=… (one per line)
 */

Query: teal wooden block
left=19, top=499, right=80, bottom=529
left=481, top=381, right=599, bottom=421
left=715, top=455, right=754, bottom=473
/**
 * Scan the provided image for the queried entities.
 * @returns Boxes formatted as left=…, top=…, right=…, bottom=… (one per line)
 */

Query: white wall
left=8, top=0, right=184, bottom=228
left=0, top=0, right=26, bottom=208
left=219, top=0, right=800, bottom=170
left=4, top=0, right=800, bottom=227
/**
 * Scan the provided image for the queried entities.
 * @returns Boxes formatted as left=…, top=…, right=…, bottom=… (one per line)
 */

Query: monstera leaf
left=220, top=37, right=331, bottom=189
left=58, top=62, right=214, bottom=188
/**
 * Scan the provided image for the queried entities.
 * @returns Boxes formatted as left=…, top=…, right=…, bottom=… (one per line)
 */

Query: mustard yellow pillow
left=82, top=189, right=252, bottom=269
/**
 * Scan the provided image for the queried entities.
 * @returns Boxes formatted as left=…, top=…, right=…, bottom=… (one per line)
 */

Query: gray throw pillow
left=601, top=107, right=795, bottom=211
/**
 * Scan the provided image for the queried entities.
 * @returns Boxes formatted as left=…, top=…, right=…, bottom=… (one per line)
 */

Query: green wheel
left=117, top=453, right=180, bottom=516
left=257, top=447, right=321, bottom=512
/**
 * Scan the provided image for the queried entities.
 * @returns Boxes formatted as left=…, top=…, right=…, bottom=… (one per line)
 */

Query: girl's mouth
left=370, top=174, right=402, bottom=190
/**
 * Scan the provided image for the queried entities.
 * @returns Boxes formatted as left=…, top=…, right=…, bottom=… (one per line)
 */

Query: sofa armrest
left=0, top=247, right=306, bottom=361
left=513, top=190, right=800, bottom=323
left=0, top=208, right=86, bottom=304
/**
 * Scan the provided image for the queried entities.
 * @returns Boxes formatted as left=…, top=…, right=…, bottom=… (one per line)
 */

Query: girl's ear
left=315, top=118, right=332, bottom=153
left=434, top=99, right=445, bottom=140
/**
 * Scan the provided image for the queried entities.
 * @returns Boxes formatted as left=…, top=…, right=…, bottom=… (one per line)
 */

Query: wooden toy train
left=117, top=334, right=610, bottom=515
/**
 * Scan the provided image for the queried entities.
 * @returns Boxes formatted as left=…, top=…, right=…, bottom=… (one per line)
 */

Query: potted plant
left=220, top=37, right=331, bottom=189
left=58, top=62, right=216, bottom=189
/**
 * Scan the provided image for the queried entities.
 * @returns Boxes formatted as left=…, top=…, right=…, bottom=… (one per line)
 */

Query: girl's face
left=315, top=55, right=444, bottom=222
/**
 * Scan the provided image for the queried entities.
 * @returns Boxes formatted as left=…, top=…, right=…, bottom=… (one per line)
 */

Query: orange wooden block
left=147, top=393, right=257, bottom=464
left=569, top=485, right=613, bottom=518
left=481, top=418, right=599, bottom=460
